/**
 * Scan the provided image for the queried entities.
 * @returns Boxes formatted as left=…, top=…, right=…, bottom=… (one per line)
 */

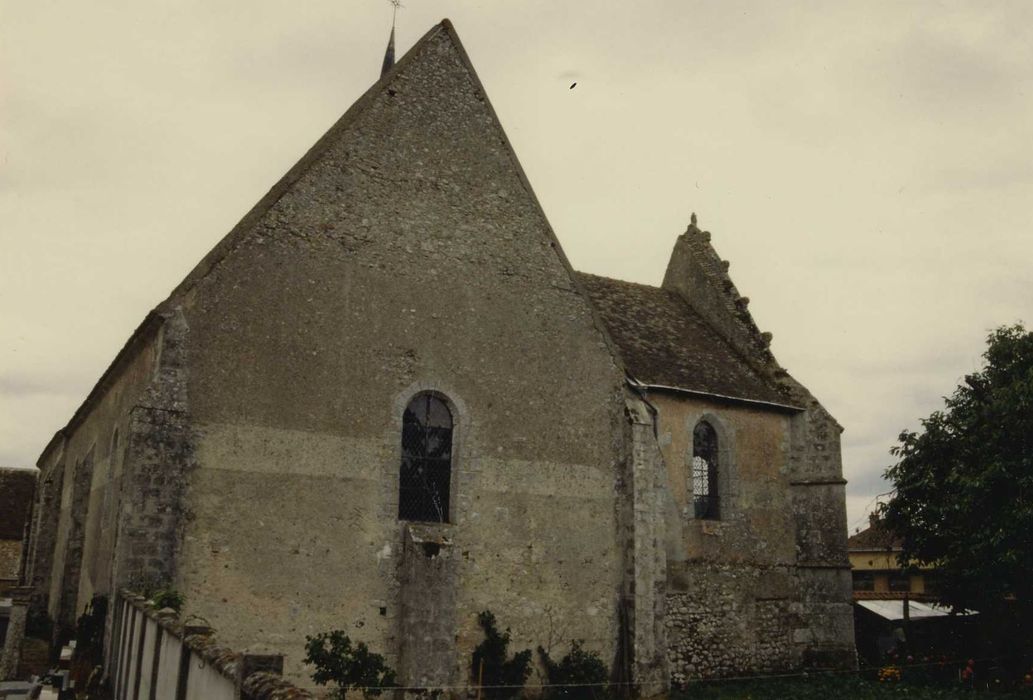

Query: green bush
left=149, top=588, right=185, bottom=612
left=538, top=640, right=610, bottom=699
left=471, top=611, right=532, bottom=700
left=75, top=595, right=108, bottom=658
left=304, top=630, right=397, bottom=699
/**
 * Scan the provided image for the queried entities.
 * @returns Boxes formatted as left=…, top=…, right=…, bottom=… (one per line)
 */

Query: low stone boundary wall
left=109, top=590, right=314, bottom=700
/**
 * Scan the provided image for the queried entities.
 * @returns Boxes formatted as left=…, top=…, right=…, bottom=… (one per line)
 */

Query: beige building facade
left=23, top=21, right=854, bottom=692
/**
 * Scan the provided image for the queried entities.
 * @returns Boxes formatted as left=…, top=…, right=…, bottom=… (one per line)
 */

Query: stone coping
left=120, top=590, right=314, bottom=700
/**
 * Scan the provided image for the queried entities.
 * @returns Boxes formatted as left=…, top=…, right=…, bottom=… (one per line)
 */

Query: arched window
left=692, top=420, right=719, bottom=520
left=399, top=393, right=453, bottom=523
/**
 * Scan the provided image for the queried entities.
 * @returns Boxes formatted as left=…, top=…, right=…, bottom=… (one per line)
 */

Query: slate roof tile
left=577, top=272, right=789, bottom=407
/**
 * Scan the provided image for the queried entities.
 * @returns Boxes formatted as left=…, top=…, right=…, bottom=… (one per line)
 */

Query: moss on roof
left=576, top=272, right=790, bottom=407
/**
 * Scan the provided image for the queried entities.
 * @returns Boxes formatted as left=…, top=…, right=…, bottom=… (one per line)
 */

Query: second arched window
left=692, top=420, right=719, bottom=520
left=399, top=393, right=453, bottom=523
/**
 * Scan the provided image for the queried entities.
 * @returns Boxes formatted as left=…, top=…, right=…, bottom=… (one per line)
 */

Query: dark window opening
left=693, top=420, right=720, bottom=520
left=888, top=574, right=911, bottom=592
left=399, top=393, right=453, bottom=523
left=853, top=572, right=876, bottom=591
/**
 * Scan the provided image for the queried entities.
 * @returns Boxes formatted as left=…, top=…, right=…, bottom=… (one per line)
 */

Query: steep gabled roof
left=36, top=19, right=629, bottom=468
left=576, top=272, right=795, bottom=409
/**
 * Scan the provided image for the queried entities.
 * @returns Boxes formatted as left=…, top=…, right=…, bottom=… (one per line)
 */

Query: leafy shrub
left=25, top=608, right=53, bottom=640
left=304, top=630, right=397, bottom=699
left=538, top=640, right=610, bottom=699
left=75, top=595, right=108, bottom=657
left=149, top=587, right=185, bottom=612
left=471, top=611, right=532, bottom=700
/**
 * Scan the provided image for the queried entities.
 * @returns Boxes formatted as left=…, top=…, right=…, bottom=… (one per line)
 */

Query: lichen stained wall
left=648, top=391, right=800, bottom=681
left=33, top=322, right=161, bottom=628
left=171, top=25, right=627, bottom=687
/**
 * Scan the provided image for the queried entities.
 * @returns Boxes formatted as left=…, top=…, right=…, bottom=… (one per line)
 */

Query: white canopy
left=857, top=599, right=976, bottom=621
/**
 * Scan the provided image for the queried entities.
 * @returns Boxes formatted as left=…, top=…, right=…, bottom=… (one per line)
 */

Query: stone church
left=23, top=20, right=853, bottom=693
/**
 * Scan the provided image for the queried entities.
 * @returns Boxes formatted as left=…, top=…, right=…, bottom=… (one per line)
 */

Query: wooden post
left=902, top=591, right=911, bottom=654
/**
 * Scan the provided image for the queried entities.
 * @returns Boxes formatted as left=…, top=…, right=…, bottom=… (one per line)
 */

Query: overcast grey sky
left=2, top=1, right=1030, bottom=531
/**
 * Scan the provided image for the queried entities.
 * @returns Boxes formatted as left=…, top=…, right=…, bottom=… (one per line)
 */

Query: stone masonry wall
left=29, top=312, right=162, bottom=634
left=25, top=457, right=63, bottom=613
left=648, top=391, right=807, bottom=682
left=110, top=309, right=195, bottom=599
left=57, top=450, right=94, bottom=628
left=167, top=24, right=627, bottom=688
left=665, top=565, right=796, bottom=683
left=397, top=524, right=459, bottom=689
left=659, top=222, right=855, bottom=672
left=623, top=396, right=668, bottom=694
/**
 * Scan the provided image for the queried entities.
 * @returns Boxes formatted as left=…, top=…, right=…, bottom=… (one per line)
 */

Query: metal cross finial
left=381, top=0, right=402, bottom=77
left=388, top=0, right=403, bottom=25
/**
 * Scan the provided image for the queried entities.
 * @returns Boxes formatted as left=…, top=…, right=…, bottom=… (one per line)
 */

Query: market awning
left=856, top=599, right=976, bottom=621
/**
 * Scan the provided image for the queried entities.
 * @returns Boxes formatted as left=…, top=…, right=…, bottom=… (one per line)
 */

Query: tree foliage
left=538, top=640, right=611, bottom=699
left=471, top=611, right=532, bottom=700
left=881, top=324, right=1033, bottom=613
left=75, top=595, right=108, bottom=658
left=304, top=630, right=397, bottom=699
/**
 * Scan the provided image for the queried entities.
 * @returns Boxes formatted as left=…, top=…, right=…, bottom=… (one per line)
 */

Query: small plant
left=149, top=587, right=185, bottom=612
left=304, top=630, right=398, bottom=699
left=471, top=611, right=532, bottom=700
left=538, top=640, right=610, bottom=699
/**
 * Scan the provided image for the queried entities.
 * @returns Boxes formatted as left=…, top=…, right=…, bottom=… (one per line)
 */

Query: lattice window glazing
left=692, top=420, right=719, bottom=520
left=398, top=393, right=453, bottom=523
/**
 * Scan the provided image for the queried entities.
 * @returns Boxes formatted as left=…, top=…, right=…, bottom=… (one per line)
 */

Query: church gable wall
left=168, top=28, right=627, bottom=686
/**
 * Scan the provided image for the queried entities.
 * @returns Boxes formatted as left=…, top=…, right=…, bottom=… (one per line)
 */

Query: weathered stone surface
left=22, top=19, right=853, bottom=695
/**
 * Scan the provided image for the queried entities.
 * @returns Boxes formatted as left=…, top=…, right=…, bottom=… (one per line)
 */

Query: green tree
left=538, top=640, right=610, bottom=699
left=471, top=611, right=532, bottom=700
left=304, top=631, right=397, bottom=699
left=881, top=324, right=1033, bottom=615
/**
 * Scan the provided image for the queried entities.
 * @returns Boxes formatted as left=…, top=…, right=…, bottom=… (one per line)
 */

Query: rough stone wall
left=0, top=589, right=31, bottom=680
left=28, top=319, right=162, bottom=632
left=622, top=396, right=668, bottom=694
left=57, top=450, right=95, bottom=628
left=661, top=227, right=778, bottom=381
left=650, top=392, right=801, bottom=682
left=167, top=24, right=627, bottom=688
left=397, top=524, right=459, bottom=689
left=784, top=391, right=854, bottom=668
left=0, top=541, right=23, bottom=583
left=659, top=221, right=854, bottom=673
left=25, top=456, right=63, bottom=613
left=109, top=310, right=194, bottom=596
left=666, top=570, right=794, bottom=682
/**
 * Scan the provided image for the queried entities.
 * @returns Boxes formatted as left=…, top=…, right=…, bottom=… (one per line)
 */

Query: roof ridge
left=578, top=272, right=796, bottom=409
left=155, top=21, right=449, bottom=314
